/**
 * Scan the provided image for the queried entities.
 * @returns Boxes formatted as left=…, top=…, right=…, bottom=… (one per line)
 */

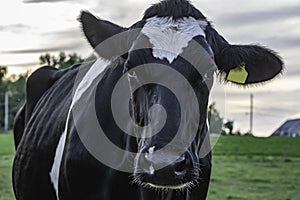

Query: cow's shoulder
left=26, top=65, right=62, bottom=98
left=13, top=66, right=64, bottom=149
left=25, top=66, right=64, bottom=121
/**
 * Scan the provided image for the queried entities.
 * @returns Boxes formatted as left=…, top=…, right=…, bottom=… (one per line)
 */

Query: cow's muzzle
left=132, top=148, right=199, bottom=190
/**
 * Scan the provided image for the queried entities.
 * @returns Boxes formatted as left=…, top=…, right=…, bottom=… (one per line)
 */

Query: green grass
left=208, top=135, right=300, bottom=200
left=0, top=134, right=299, bottom=200
left=0, top=133, right=15, bottom=200
left=211, top=135, right=300, bottom=158
left=208, top=156, right=300, bottom=200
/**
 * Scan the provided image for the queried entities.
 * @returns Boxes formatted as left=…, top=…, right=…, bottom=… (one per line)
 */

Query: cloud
left=216, top=4, right=300, bottom=27
left=41, top=28, right=92, bottom=53
left=23, top=0, right=70, bottom=3
left=0, top=24, right=31, bottom=32
left=43, top=28, right=83, bottom=38
left=87, top=0, right=153, bottom=26
left=5, top=62, right=39, bottom=68
left=0, top=42, right=85, bottom=54
left=265, top=36, right=300, bottom=49
left=291, top=112, right=300, bottom=119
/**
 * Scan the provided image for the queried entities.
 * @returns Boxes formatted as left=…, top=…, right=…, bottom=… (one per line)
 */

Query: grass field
left=0, top=134, right=299, bottom=200
left=0, top=133, right=15, bottom=200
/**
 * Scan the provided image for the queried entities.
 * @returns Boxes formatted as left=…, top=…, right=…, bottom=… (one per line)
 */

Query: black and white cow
left=13, top=0, right=283, bottom=199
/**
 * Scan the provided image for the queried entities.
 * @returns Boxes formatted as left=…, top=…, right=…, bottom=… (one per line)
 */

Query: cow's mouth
left=132, top=174, right=198, bottom=191
left=144, top=181, right=197, bottom=191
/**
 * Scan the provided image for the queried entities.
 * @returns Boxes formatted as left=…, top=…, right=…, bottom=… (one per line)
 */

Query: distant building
left=272, top=119, right=300, bottom=138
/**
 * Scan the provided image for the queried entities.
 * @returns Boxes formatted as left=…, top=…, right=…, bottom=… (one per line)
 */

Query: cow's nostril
left=174, top=155, right=187, bottom=175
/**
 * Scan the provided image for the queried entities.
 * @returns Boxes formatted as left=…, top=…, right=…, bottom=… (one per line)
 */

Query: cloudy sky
left=0, top=0, right=299, bottom=137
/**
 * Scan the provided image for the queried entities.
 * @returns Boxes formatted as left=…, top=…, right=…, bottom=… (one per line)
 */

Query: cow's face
left=123, top=6, right=215, bottom=189
left=80, top=0, right=283, bottom=191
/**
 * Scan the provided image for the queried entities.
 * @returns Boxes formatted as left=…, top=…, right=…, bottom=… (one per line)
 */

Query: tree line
left=0, top=67, right=27, bottom=131
left=208, top=102, right=252, bottom=136
left=0, top=52, right=89, bottom=132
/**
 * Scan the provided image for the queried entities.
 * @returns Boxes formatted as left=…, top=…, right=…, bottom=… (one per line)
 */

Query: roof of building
left=272, top=119, right=300, bottom=137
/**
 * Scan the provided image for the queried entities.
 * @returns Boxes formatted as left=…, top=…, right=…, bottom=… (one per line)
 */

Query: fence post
left=284, top=149, right=289, bottom=162
left=4, top=91, right=9, bottom=132
left=235, top=147, right=239, bottom=161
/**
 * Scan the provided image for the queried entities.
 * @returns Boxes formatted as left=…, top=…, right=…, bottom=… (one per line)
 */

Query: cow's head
left=80, top=0, right=283, bottom=191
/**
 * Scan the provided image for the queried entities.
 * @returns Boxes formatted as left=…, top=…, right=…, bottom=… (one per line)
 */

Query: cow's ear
left=205, top=25, right=284, bottom=85
left=79, top=11, right=127, bottom=58
left=215, top=45, right=283, bottom=84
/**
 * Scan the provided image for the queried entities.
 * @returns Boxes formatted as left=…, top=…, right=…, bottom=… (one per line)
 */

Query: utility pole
left=250, top=93, right=253, bottom=134
left=4, top=91, right=9, bottom=132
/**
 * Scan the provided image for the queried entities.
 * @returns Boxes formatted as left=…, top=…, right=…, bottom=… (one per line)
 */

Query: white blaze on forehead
left=49, top=58, right=111, bottom=199
left=141, top=17, right=208, bottom=63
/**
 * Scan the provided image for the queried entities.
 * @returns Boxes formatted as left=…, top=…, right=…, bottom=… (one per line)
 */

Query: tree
left=39, top=52, right=84, bottom=70
left=0, top=72, right=28, bottom=132
left=208, top=103, right=243, bottom=136
left=0, top=66, right=8, bottom=131
left=207, top=102, right=224, bottom=134
left=224, top=120, right=234, bottom=135
left=7, top=73, right=28, bottom=127
left=0, top=66, right=7, bottom=82
left=0, top=52, right=91, bottom=132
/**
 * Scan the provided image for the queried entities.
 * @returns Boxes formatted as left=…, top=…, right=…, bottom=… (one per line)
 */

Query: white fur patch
left=149, top=164, right=155, bottom=175
left=148, top=146, right=155, bottom=154
left=206, top=118, right=210, bottom=132
left=141, top=17, right=208, bottom=63
left=49, top=58, right=111, bottom=199
left=50, top=130, right=66, bottom=199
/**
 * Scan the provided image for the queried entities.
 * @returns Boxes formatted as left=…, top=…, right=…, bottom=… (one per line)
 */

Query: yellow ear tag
left=227, top=63, right=248, bottom=84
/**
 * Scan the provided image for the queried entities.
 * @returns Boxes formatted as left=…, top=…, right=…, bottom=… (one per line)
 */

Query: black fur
left=79, top=11, right=127, bottom=59
left=204, top=23, right=283, bottom=84
left=205, top=24, right=229, bottom=56
left=143, top=0, right=206, bottom=20
left=215, top=45, right=283, bottom=84
left=80, top=1, right=284, bottom=86
left=13, top=1, right=284, bottom=199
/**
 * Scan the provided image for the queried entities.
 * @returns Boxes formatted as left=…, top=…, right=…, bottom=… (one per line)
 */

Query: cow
left=12, top=0, right=283, bottom=199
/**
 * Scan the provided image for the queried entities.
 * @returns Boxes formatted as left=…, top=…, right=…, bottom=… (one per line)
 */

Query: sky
left=0, top=0, right=299, bottom=137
